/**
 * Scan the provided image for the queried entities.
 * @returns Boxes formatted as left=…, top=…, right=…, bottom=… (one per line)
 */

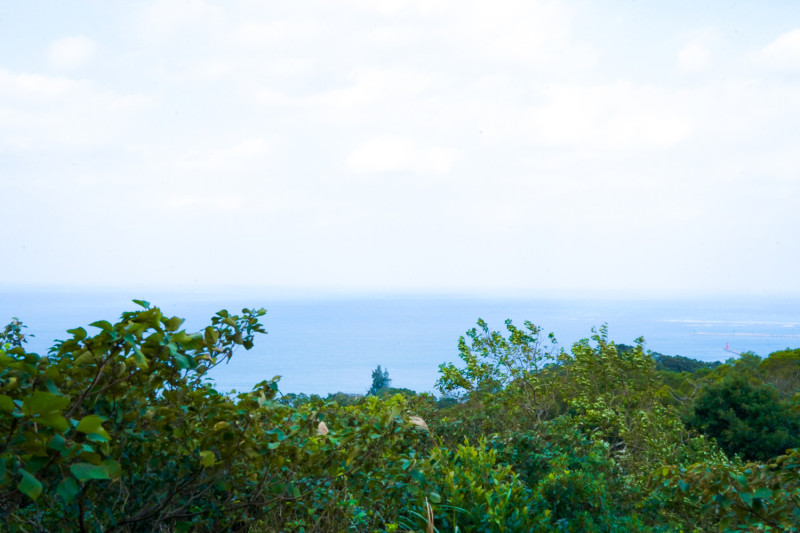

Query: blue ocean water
left=2, top=289, right=798, bottom=396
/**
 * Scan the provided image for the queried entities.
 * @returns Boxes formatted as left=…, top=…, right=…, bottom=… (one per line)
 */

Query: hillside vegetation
left=1, top=303, right=799, bottom=532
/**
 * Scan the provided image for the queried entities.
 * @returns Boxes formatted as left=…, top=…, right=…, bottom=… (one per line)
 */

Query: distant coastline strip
left=666, top=319, right=800, bottom=326
left=691, top=332, right=800, bottom=338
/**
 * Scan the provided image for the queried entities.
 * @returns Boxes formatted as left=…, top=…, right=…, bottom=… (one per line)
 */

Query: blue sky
left=2, top=1, right=800, bottom=296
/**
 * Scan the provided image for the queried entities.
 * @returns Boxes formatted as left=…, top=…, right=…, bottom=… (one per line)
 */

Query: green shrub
left=425, top=438, right=535, bottom=532
left=0, top=304, right=431, bottom=532
left=686, top=374, right=800, bottom=461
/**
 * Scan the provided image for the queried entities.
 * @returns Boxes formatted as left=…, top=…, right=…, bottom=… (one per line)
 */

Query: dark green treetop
left=368, top=364, right=391, bottom=395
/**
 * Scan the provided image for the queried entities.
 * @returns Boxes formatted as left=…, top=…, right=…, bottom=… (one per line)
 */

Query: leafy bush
left=499, top=418, right=663, bottom=532
left=425, top=438, right=535, bottom=532
left=686, top=374, right=800, bottom=461
left=4, top=304, right=800, bottom=532
left=760, top=349, right=800, bottom=400
left=656, top=447, right=800, bottom=531
left=436, top=318, right=562, bottom=425
left=0, top=304, right=431, bottom=531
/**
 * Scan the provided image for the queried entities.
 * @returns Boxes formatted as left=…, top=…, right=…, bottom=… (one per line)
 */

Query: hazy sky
left=2, top=1, right=800, bottom=296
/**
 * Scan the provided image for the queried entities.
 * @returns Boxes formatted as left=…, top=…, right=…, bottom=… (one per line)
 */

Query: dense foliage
left=685, top=374, right=800, bottom=461
left=2, top=304, right=799, bottom=531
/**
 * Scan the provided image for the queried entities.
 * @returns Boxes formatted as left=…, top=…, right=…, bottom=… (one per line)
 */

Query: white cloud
left=140, top=0, right=226, bottom=41
left=448, top=0, right=597, bottom=68
left=527, top=82, right=695, bottom=150
left=48, top=36, right=97, bottom=70
left=677, top=40, right=712, bottom=72
left=0, top=68, right=153, bottom=150
left=234, top=20, right=321, bottom=46
left=361, top=25, right=425, bottom=47
left=0, top=68, right=78, bottom=100
left=338, top=0, right=456, bottom=17
left=312, top=68, right=438, bottom=108
left=759, top=28, right=800, bottom=69
left=175, top=137, right=274, bottom=170
left=347, top=137, right=456, bottom=175
left=250, top=66, right=443, bottom=126
left=162, top=195, right=245, bottom=211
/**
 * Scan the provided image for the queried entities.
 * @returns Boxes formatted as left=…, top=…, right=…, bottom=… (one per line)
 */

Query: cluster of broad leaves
left=2, top=304, right=799, bottom=532
left=0, top=304, right=436, bottom=531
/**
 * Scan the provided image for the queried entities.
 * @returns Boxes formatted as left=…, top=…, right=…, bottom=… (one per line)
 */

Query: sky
left=2, top=0, right=800, bottom=297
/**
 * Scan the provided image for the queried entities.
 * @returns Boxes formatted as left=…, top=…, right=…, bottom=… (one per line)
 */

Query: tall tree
left=368, top=365, right=391, bottom=395
left=686, top=373, right=800, bottom=461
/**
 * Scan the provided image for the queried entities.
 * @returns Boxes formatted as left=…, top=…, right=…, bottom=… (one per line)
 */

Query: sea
left=2, top=289, right=799, bottom=396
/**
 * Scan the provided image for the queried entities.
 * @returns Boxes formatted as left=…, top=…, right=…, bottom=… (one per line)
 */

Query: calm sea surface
left=2, top=290, right=798, bottom=395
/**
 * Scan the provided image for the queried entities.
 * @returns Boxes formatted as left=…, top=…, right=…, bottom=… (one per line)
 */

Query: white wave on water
left=692, top=332, right=800, bottom=338
left=665, top=319, right=800, bottom=327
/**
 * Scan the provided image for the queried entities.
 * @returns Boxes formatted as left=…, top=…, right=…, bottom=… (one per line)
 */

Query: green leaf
left=89, top=320, right=113, bottom=332
left=66, top=327, right=87, bottom=341
left=48, top=434, right=69, bottom=454
left=0, top=394, right=14, bottom=413
left=133, top=348, right=148, bottom=369
left=199, top=450, right=215, bottom=467
left=18, top=469, right=43, bottom=500
left=73, top=351, right=94, bottom=365
left=754, top=487, right=773, bottom=500
left=204, top=327, right=219, bottom=347
left=267, top=442, right=281, bottom=450
left=164, top=316, right=184, bottom=331
left=171, top=331, right=192, bottom=344
left=429, top=491, right=442, bottom=504
left=22, top=391, right=70, bottom=416
left=76, top=414, right=104, bottom=433
left=174, top=353, right=191, bottom=370
left=86, top=433, right=108, bottom=443
left=76, top=415, right=111, bottom=440
left=44, top=379, right=61, bottom=395
left=56, top=477, right=80, bottom=502
left=37, top=412, right=69, bottom=432
left=132, top=299, right=151, bottom=309
left=102, top=459, right=121, bottom=480
left=71, top=462, right=111, bottom=482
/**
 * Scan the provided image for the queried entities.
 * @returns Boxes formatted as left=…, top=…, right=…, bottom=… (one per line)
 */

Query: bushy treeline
left=1, top=305, right=799, bottom=531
